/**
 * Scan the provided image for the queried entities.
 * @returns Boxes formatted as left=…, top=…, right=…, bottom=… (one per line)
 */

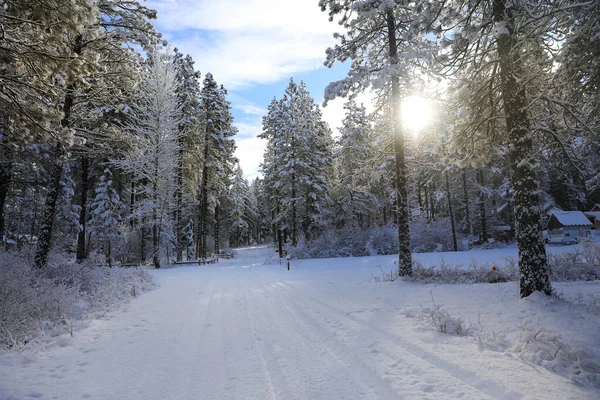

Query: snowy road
left=1, top=244, right=597, bottom=399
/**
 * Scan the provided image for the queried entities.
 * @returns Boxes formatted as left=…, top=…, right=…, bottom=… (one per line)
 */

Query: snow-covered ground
left=1, top=244, right=599, bottom=399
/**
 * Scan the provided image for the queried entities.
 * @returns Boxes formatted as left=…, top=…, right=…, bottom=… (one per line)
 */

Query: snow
left=1, top=244, right=599, bottom=399
left=549, top=211, right=593, bottom=227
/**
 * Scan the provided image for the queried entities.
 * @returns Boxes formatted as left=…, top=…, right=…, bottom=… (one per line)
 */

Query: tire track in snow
left=249, top=274, right=403, bottom=400
left=181, top=272, right=222, bottom=397
left=243, top=284, right=285, bottom=400
left=272, top=279, right=519, bottom=400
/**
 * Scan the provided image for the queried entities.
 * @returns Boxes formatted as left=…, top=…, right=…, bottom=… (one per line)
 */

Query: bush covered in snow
left=0, top=252, right=156, bottom=352
left=287, top=218, right=463, bottom=260
left=410, top=217, right=456, bottom=253
left=514, top=319, right=600, bottom=388
left=287, top=225, right=398, bottom=259
left=409, top=240, right=600, bottom=284
left=410, top=259, right=517, bottom=284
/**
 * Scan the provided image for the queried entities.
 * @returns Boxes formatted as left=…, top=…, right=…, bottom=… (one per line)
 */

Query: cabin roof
left=549, top=211, right=593, bottom=227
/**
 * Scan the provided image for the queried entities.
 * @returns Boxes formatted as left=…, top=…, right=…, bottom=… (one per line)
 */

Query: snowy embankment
left=1, top=244, right=599, bottom=399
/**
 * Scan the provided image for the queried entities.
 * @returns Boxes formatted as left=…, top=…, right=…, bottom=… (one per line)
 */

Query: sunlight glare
left=401, top=96, right=433, bottom=134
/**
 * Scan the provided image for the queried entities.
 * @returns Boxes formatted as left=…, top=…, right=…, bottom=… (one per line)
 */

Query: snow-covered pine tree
left=229, top=164, right=251, bottom=247
left=426, top=0, right=587, bottom=296
left=173, top=49, right=202, bottom=261
left=196, top=74, right=237, bottom=258
left=260, top=79, right=334, bottom=247
left=319, top=0, right=430, bottom=276
left=32, top=0, right=160, bottom=268
left=89, top=169, right=124, bottom=266
left=335, top=100, right=378, bottom=228
left=114, top=49, right=181, bottom=268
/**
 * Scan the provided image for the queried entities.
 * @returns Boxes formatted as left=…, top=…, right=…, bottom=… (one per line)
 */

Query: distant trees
left=0, top=2, right=243, bottom=267
left=260, top=79, right=334, bottom=255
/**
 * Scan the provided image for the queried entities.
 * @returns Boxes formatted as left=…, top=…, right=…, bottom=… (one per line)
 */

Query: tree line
left=256, top=0, right=599, bottom=298
left=0, top=0, right=244, bottom=268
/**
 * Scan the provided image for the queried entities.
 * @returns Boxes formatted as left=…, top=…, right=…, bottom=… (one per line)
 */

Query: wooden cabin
left=546, top=211, right=593, bottom=245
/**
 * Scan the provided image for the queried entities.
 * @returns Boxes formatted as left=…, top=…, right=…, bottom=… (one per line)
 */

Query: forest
left=1, top=0, right=599, bottom=347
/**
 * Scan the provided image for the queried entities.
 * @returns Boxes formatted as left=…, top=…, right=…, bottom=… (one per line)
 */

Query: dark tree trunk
left=463, top=168, right=472, bottom=235
left=34, top=145, right=65, bottom=268
left=175, top=142, right=185, bottom=262
left=130, top=179, right=135, bottom=230
left=35, top=36, right=82, bottom=269
left=198, top=145, right=210, bottom=259
left=424, top=184, right=430, bottom=221
left=76, top=156, right=90, bottom=262
left=152, top=169, right=160, bottom=269
left=291, top=172, right=297, bottom=247
left=477, top=168, right=488, bottom=242
left=0, top=135, right=13, bottom=239
left=140, top=218, right=147, bottom=263
left=493, top=0, right=551, bottom=297
left=214, top=204, right=220, bottom=254
left=445, top=169, right=458, bottom=252
left=430, top=181, right=436, bottom=221
left=387, top=10, right=412, bottom=276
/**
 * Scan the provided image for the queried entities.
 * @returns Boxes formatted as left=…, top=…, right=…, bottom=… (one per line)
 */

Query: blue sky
left=146, top=0, right=353, bottom=180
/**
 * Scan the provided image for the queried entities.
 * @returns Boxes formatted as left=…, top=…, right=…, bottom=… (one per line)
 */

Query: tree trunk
left=140, top=216, right=147, bottom=264
left=0, top=135, right=13, bottom=240
left=34, top=144, right=65, bottom=268
left=493, top=0, right=551, bottom=297
left=175, top=142, right=185, bottom=261
left=477, top=168, right=488, bottom=242
left=291, top=173, right=297, bottom=246
left=76, top=156, right=90, bottom=262
left=152, top=167, right=160, bottom=269
left=424, top=184, right=430, bottom=221
left=462, top=168, right=472, bottom=235
left=387, top=10, right=412, bottom=276
left=198, top=143, right=210, bottom=259
left=445, top=169, right=458, bottom=252
left=214, top=203, right=220, bottom=254
left=430, top=181, right=436, bottom=221
left=34, top=35, right=82, bottom=269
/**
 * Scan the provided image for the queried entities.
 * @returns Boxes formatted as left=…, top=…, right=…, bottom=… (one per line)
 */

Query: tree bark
left=445, top=169, right=458, bottom=252
left=493, top=0, right=551, bottom=297
left=175, top=141, right=185, bottom=261
left=214, top=203, right=220, bottom=254
left=34, top=144, right=65, bottom=268
left=462, top=168, right=472, bottom=235
left=0, top=134, right=13, bottom=240
left=387, top=10, right=412, bottom=276
left=198, top=141, right=210, bottom=259
left=76, top=156, right=90, bottom=262
left=35, top=35, right=82, bottom=268
left=477, top=168, right=488, bottom=242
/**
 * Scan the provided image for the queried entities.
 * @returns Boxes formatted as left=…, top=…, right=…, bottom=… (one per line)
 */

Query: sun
left=401, top=96, right=433, bottom=134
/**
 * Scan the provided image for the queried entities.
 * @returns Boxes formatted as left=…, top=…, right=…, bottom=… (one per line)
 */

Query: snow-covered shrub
left=410, top=259, right=517, bottom=284
left=286, top=225, right=397, bottom=259
left=514, top=320, right=600, bottom=387
left=421, top=290, right=470, bottom=335
left=410, top=217, right=455, bottom=253
left=0, top=252, right=156, bottom=352
left=366, top=225, right=398, bottom=255
left=548, top=240, right=600, bottom=282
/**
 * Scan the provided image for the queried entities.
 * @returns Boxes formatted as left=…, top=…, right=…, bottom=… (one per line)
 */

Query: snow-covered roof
left=549, top=211, right=593, bottom=227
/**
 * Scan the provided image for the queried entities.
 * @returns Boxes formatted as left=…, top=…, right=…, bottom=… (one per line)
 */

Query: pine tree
left=114, top=49, right=181, bottom=268
left=197, top=74, right=237, bottom=258
left=319, top=1, right=429, bottom=276
left=89, top=169, right=124, bottom=266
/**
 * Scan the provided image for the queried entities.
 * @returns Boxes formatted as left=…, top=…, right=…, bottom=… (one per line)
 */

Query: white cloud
left=145, top=0, right=352, bottom=179
left=235, top=136, right=267, bottom=181
left=234, top=104, right=267, bottom=117
left=148, top=0, right=337, bottom=89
